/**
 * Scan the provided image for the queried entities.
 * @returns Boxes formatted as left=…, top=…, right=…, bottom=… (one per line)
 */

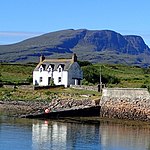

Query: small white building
left=33, top=54, right=83, bottom=87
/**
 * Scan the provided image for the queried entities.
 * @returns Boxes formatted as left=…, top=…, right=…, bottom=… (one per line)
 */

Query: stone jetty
left=100, top=88, right=150, bottom=122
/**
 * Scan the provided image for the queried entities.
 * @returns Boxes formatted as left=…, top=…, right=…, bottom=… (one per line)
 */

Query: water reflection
left=100, top=123, right=150, bottom=150
left=32, top=121, right=100, bottom=150
left=32, top=121, right=67, bottom=150
left=32, top=120, right=150, bottom=150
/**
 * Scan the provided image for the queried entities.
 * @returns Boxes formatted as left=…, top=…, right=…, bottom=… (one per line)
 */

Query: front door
left=48, top=77, right=51, bottom=85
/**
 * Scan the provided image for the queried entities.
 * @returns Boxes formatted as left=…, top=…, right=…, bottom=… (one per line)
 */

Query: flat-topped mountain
left=0, top=29, right=150, bottom=67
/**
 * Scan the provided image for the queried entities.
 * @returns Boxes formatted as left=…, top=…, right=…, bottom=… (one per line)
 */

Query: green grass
left=93, top=63, right=150, bottom=88
left=0, top=63, right=35, bottom=84
left=0, top=87, right=100, bottom=101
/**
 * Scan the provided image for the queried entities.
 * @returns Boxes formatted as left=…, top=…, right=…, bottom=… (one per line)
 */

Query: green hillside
left=92, top=64, right=150, bottom=88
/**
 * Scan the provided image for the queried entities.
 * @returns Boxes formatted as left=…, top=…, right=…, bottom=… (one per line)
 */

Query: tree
left=82, top=65, right=120, bottom=85
left=82, top=65, right=100, bottom=84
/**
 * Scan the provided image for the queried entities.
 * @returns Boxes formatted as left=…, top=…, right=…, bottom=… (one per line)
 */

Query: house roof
left=34, top=58, right=74, bottom=71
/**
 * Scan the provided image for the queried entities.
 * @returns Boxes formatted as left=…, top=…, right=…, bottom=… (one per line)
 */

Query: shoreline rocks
left=0, top=98, right=96, bottom=117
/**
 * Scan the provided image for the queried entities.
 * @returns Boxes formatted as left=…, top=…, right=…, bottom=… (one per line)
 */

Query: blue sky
left=0, top=0, right=150, bottom=46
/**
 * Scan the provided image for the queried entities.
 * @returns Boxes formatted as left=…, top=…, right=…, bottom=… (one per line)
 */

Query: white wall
left=33, top=70, right=52, bottom=86
left=33, top=70, right=68, bottom=87
left=53, top=71, right=68, bottom=87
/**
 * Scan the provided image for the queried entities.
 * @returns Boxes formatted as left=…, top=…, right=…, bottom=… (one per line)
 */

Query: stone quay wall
left=100, top=88, right=150, bottom=122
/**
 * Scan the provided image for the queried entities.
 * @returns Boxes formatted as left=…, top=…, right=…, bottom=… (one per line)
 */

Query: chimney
left=40, top=55, right=45, bottom=62
left=72, top=53, right=77, bottom=63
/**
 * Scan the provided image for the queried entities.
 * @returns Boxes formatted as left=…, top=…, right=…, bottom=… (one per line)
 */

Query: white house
left=33, top=54, right=83, bottom=87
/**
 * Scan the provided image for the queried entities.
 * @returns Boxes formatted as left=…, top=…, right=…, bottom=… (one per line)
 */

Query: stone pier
left=100, top=88, right=150, bottom=122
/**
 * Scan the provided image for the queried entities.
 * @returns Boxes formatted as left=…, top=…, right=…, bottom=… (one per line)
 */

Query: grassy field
left=0, top=86, right=100, bottom=101
left=1, top=63, right=150, bottom=101
left=0, top=63, right=35, bottom=84
left=93, top=64, right=150, bottom=88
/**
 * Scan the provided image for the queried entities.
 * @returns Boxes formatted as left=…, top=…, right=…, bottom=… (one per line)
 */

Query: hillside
left=0, top=29, right=150, bottom=67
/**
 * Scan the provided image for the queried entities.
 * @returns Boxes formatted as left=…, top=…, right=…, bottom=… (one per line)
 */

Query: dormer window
left=58, top=64, right=64, bottom=72
left=59, top=68, right=61, bottom=72
left=47, top=64, right=54, bottom=72
left=47, top=67, right=51, bottom=72
left=39, top=64, right=46, bottom=72
left=39, top=67, right=43, bottom=72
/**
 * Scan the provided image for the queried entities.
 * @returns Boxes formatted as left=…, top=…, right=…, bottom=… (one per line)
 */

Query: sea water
left=0, top=116, right=150, bottom=150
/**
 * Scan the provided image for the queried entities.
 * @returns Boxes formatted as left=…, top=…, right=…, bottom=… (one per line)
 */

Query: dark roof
left=34, top=58, right=73, bottom=71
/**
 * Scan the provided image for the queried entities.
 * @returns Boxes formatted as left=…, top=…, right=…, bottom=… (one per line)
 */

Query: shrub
left=82, top=65, right=120, bottom=85
left=26, top=76, right=33, bottom=83
left=141, top=84, right=147, bottom=88
left=78, top=60, right=92, bottom=67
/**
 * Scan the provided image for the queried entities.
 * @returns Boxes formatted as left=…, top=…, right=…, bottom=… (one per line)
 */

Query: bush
left=82, top=65, right=99, bottom=84
left=45, top=91, right=52, bottom=95
left=141, top=84, right=147, bottom=88
left=78, top=60, right=92, bottom=67
left=82, top=65, right=120, bottom=85
left=82, top=79, right=89, bottom=85
left=142, top=68, right=150, bottom=74
left=26, top=76, right=33, bottom=83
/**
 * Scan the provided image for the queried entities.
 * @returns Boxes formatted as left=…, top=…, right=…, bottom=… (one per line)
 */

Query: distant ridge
left=0, top=29, right=150, bottom=67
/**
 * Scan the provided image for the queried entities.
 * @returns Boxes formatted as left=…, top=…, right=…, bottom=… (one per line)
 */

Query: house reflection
left=32, top=120, right=100, bottom=149
left=32, top=121, right=67, bottom=150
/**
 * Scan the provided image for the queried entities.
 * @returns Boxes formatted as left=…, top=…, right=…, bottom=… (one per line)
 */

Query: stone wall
left=70, top=85, right=98, bottom=91
left=102, top=88, right=150, bottom=99
left=100, top=88, right=150, bottom=121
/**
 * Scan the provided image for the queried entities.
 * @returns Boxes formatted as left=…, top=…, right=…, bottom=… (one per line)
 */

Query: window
left=58, top=77, right=61, bottom=83
left=59, top=68, right=61, bottom=72
left=48, top=68, right=51, bottom=72
left=40, top=68, right=42, bottom=72
left=39, top=77, right=43, bottom=82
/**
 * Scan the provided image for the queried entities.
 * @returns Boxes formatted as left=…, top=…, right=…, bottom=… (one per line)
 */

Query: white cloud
left=0, top=31, right=44, bottom=44
left=0, top=31, right=43, bottom=37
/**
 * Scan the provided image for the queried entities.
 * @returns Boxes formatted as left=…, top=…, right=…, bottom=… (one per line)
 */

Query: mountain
left=0, top=29, right=150, bottom=67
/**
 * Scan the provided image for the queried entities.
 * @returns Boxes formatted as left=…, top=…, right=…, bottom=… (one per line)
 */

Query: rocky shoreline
left=0, top=98, right=96, bottom=117
left=1, top=96, right=150, bottom=123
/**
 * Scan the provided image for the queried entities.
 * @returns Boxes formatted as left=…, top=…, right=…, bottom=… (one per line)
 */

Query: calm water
left=0, top=116, right=150, bottom=150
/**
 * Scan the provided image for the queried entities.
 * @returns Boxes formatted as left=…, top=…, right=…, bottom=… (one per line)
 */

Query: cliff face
left=0, top=29, right=150, bottom=67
